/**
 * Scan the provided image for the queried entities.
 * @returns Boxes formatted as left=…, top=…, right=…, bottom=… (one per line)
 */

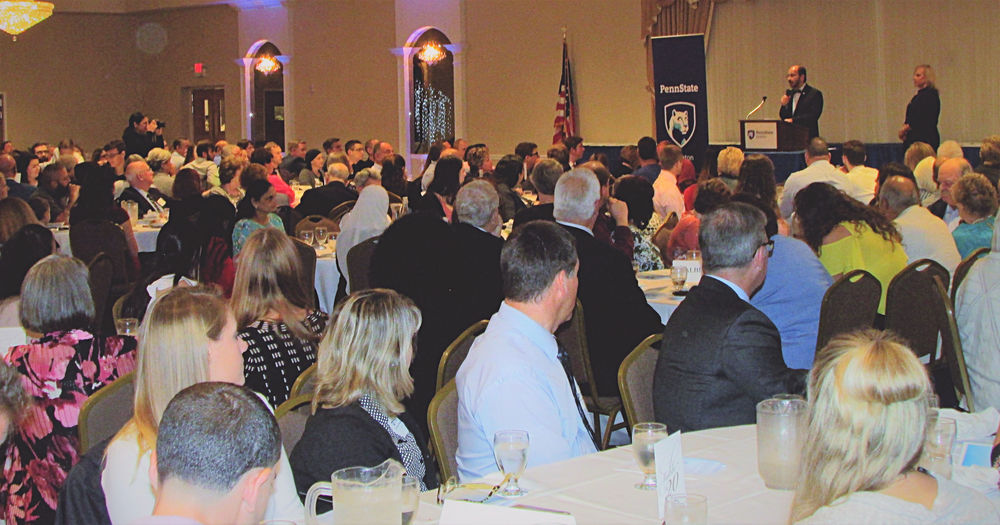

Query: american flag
left=552, top=39, right=577, bottom=145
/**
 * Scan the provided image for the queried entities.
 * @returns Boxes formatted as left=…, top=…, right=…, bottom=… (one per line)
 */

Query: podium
left=739, top=120, right=809, bottom=151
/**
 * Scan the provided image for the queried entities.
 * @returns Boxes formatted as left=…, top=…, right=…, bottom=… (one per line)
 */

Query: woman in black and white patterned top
left=289, top=289, right=438, bottom=508
left=232, top=228, right=327, bottom=407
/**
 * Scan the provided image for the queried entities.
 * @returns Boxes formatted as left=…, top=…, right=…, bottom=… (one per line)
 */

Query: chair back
left=87, top=253, right=113, bottom=335
left=77, top=371, right=136, bottom=453
left=618, top=333, right=662, bottom=431
left=386, top=191, right=403, bottom=204
left=112, top=294, right=129, bottom=325
left=295, top=215, right=339, bottom=237
left=427, top=379, right=458, bottom=482
left=555, top=300, right=598, bottom=396
left=436, top=320, right=489, bottom=391
left=951, top=247, right=989, bottom=305
left=885, top=259, right=950, bottom=361
left=290, top=238, right=318, bottom=309
left=276, top=206, right=303, bottom=236
left=815, top=270, right=881, bottom=351
left=328, top=200, right=356, bottom=224
left=70, top=219, right=135, bottom=285
left=933, top=275, right=976, bottom=411
left=289, top=363, right=317, bottom=399
left=274, top=394, right=313, bottom=454
left=346, top=237, right=379, bottom=292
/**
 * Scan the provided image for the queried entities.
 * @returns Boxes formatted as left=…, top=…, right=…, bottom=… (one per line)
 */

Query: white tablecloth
left=314, top=241, right=340, bottom=313
left=416, top=424, right=793, bottom=524
left=637, top=269, right=683, bottom=324
left=54, top=224, right=161, bottom=255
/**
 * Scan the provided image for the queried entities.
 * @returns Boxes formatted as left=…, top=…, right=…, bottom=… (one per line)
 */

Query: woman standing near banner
left=899, top=64, right=940, bottom=151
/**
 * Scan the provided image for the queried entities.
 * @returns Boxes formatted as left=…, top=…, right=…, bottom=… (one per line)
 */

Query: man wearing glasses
left=653, top=202, right=806, bottom=432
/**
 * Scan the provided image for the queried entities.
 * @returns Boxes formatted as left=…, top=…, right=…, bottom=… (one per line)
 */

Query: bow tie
left=791, top=89, right=803, bottom=94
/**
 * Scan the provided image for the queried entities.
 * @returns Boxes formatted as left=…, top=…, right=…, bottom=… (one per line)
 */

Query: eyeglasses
left=759, top=239, right=774, bottom=257
left=435, top=475, right=510, bottom=504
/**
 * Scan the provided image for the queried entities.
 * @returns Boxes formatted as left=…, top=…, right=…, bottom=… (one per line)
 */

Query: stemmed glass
left=632, top=422, right=668, bottom=489
left=299, top=230, right=314, bottom=246
left=314, top=226, right=329, bottom=247
left=493, top=430, right=529, bottom=497
left=671, top=265, right=688, bottom=292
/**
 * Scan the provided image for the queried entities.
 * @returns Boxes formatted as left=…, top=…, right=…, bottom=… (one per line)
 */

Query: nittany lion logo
left=664, top=102, right=696, bottom=148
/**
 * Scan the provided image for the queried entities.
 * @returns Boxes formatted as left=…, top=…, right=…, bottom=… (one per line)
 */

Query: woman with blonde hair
left=290, top=289, right=438, bottom=506
left=791, top=330, right=996, bottom=523
left=101, top=286, right=304, bottom=524
left=0, top=197, right=39, bottom=244
left=233, top=228, right=326, bottom=407
left=899, top=64, right=940, bottom=151
left=903, top=141, right=938, bottom=206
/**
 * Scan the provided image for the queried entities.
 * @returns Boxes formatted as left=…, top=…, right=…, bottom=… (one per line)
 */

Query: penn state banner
left=651, top=34, right=708, bottom=170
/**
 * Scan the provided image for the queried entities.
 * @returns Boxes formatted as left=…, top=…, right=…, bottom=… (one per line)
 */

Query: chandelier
left=0, top=1, right=54, bottom=40
left=255, top=55, right=280, bottom=75
left=417, top=42, right=445, bottom=65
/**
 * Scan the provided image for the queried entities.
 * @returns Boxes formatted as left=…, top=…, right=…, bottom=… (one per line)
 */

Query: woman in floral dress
left=613, top=175, right=666, bottom=271
left=0, top=255, right=136, bottom=524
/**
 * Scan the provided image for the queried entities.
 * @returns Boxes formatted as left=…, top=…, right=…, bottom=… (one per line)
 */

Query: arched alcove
left=408, top=28, right=455, bottom=153
left=242, top=40, right=287, bottom=145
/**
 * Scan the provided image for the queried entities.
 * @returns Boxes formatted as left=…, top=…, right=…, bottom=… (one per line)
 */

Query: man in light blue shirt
left=456, top=221, right=598, bottom=481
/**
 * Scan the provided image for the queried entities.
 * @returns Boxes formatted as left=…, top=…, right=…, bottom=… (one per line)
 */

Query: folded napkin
left=940, top=407, right=1000, bottom=442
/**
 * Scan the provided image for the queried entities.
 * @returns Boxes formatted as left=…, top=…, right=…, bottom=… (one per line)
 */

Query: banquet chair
left=290, top=237, right=318, bottom=310
left=933, top=275, right=976, bottom=412
left=111, top=294, right=128, bottom=325
left=70, top=219, right=137, bottom=288
left=555, top=300, right=625, bottom=450
left=328, top=200, right=356, bottom=224
left=386, top=191, right=403, bottom=204
left=427, top=379, right=458, bottom=482
left=289, top=363, right=317, bottom=399
left=276, top=206, right=303, bottom=236
left=951, top=247, right=989, bottom=305
left=885, top=259, right=950, bottom=362
left=274, top=394, right=313, bottom=453
left=435, top=319, right=489, bottom=391
left=77, top=371, right=135, bottom=454
left=618, top=333, right=663, bottom=434
left=295, top=215, right=339, bottom=237
left=815, top=269, right=880, bottom=352
left=87, top=253, right=113, bottom=336
left=346, top=237, right=379, bottom=292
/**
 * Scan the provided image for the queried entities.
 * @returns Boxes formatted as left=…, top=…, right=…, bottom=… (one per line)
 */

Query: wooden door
left=191, top=88, right=225, bottom=143
left=263, top=90, right=285, bottom=146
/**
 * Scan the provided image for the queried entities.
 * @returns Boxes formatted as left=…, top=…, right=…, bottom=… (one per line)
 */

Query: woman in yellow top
left=793, top=182, right=908, bottom=315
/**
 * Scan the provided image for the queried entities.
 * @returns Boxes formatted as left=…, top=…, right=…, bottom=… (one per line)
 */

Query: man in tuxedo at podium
left=779, top=65, right=823, bottom=139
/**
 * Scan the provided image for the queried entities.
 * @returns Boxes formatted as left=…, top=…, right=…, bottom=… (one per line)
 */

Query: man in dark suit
left=453, top=180, right=505, bottom=325
left=296, top=161, right=358, bottom=218
left=779, top=65, right=823, bottom=139
left=654, top=202, right=806, bottom=432
left=117, top=160, right=172, bottom=218
left=554, top=168, right=663, bottom=397
left=513, top=158, right=563, bottom=228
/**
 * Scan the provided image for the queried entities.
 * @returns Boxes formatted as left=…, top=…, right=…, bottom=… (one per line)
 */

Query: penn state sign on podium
left=651, top=34, right=708, bottom=171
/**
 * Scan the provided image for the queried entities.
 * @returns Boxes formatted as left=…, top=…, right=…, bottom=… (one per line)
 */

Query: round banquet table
left=313, top=240, right=340, bottom=313
left=412, top=424, right=795, bottom=524
left=637, top=269, right=684, bottom=324
left=54, top=223, right=162, bottom=255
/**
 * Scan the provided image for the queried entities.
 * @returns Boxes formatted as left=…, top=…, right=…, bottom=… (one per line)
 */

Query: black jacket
left=778, top=84, right=824, bottom=139
left=296, top=180, right=358, bottom=218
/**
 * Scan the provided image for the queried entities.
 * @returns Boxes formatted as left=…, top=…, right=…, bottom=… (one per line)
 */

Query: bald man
left=117, top=160, right=172, bottom=217
left=879, top=175, right=960, bottom=274
left=928, top=157, right=973, bottom=228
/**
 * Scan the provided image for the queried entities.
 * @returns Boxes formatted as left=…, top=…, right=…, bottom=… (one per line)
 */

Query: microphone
left=745, top=96, right=767, bottom=119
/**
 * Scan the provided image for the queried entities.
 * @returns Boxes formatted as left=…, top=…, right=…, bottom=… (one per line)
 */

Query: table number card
left=673, top=259, right=702, bottom=286
left=655, top=430, right=686, bottom=519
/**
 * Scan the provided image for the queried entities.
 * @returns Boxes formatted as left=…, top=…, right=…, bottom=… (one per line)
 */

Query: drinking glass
left=921, top=416, right=956, bottom=480
left=663, top=493, right=708, bottom=525
left=671, top=266, right=688, bottom=291
left=115, top=317, right=139, bottom=336
left=631, top=422, right=668, bottom=490
left=314, top=226, right=329, bottom=246
left=401, top=475, right=419, bottom=525
left=299, top=230, right=314, bottom=246
left=493, top=430, right=529, bottom=497
left=756, top=397, right=807, bottom=489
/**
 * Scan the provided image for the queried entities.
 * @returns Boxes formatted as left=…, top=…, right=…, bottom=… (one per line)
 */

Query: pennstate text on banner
left=651, top=34, right=709, bottom=171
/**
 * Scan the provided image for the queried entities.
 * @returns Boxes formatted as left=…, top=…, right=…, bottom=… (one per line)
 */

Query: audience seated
left=715, top=146, right=743, bottom=192
left=554, top=168, right=662, bottom=396
left=457, top=221, right=598, bottom=480
left=734, top=194, right=832, bottom=370
left=735, top=154, right=785, bottom=233
left=0, top=363, right=29, bottom=445
left=790, top=330, right=998, bottom=523
left=877, top=175, right=960, bottom=274
left=779, top=137, right=862, bottom=218
left=452, top=180, right=505, bottom=325
left=336, top=185, right=391, bottom=294
left=182, top=140, right=220, bottom=189
left=117, top=160, right=172, bottom=219
left=903, top=141, right=938, bottom=206
left=118, top=219, right=200, bottom=322
left=232, top=179, right=284, bottom=257
left=298, top=148, right=325, bottom=187
left=0, top=198, right=40, bottom=244
left=950, top=172, right=997, bottom=259
left=794, top=182, right=907, bottom=316
left=412, top=155, right=462, bottom=221
left=205, top=156, right=246, bottom=208
left=666, top=178, right=730, bottom=262
left=101, top=286, right=303, bottom=524
left=380, top=154, right=408, bottom=198
left=840, top=140, right=878, bottom=203
left=928, top=157, right=967, bottom=225
left=579, top=161, right=635, bottom=262
left=35, top=163, right=76, bottom=223
left=652, top=144, right=685, bottom=222
left=146, top=147, right=175, bottom=198
left=2, top=255, right=137, bottom=524
left=296, top=161, right=357, bottom=218
left=512, top=158, right=563, bottom=228
left=632, top=137, right=660, bottom=184
left=654, top=203, right=806, bottom=432
left=975, top=135, right=1000, bottom=189
left=139, top=382, right=281, bottom=525
left=291, top=289, right=438, bottom=508
left=612, top=175, right=664, bottom=271
left=956, top=218, right=1000, bottom=410
left=234, top=229, right=326, bottom=407
left=490, top=154, right=526, bottom=222
left=0, top=225, right=57, bottom=327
